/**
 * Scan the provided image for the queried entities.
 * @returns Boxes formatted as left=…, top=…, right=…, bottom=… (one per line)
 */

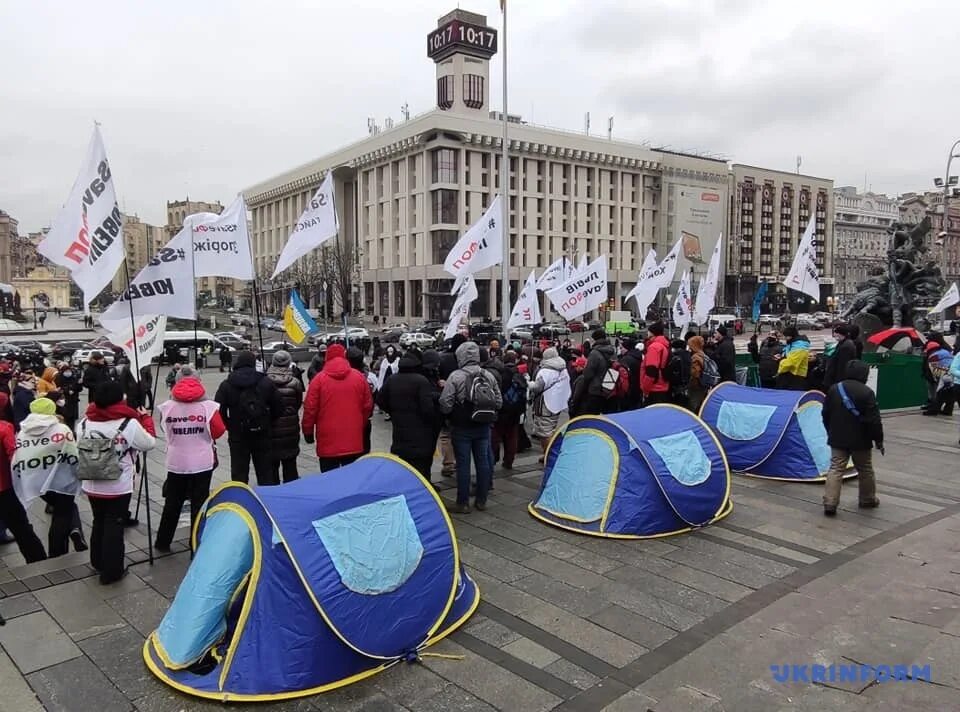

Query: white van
left=706, top=314, right=737, bottom=331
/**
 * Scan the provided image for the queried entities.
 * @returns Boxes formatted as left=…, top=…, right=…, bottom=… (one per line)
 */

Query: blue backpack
left=503, top=372, right=527, bottom=409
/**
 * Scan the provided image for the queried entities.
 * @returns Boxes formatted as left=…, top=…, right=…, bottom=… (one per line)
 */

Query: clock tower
left=427, top=9, right=498, bottom=115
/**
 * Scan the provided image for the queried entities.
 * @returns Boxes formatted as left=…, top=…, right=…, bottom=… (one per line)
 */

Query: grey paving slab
left=0, top=610, right=82, bottom=674
left=458, top=541, right=534, bottom=583
left=543, top=658, right=600, bottom=691
left=501, top=636, right=562, bottom=668
left=414, top=684, right=498, bottom=712
left=81, top=568, right=148, bottom=600
left=660, top=548, right=779, bottom=589
left=78, top=626, right=163, bottom=701
left=0, top=649, right=44, bottom=711
left=599, top=689, right=658, bottom=712
left=462, top=614, right=522, bottom=648
left=9, top=551, right=91, bottom=580
left=106, top=587, right=169, bottom=637
left=588, top=604, right=674, bottom=651
left=522, top=553, right=606, bottom=590
left=659, top=563, right=755, bottom=603
left=513, top=573, right=611, bottom=618
left=423, top=639, right=561, bottom=712
left=373, top=661, right=451, bottom=708
left=34, top=578, right=127, bottom=641
left=0, top=591, right=42, bottom=619
left=130, top=552, right=189, bottom=598
left=647, top=684, right=722, bottom=711
left=27, top=654, right=132, bottom=712
left=604, top=565, right=728, bottom=618
left=595, top=580, right=705, bottom=632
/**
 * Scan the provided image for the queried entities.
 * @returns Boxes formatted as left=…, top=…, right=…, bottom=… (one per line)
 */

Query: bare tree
left=287, top=250, right=325, bottom=309
left=320, top=239, right=359, bottom=317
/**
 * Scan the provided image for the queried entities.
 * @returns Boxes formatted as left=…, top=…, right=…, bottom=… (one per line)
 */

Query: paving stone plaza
left=0, top=356, right=958, bottom=712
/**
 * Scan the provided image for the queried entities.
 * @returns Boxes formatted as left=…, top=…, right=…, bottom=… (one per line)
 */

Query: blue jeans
left=452, top=424, right=493, bottom=506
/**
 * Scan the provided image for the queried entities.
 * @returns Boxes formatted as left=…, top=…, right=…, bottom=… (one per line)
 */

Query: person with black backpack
left=569, top=329, right=615, bottom=416
left=491, top=351, right=526, bottom=470
left=214, top=350, right=283, bottom=486
left=665, top=339, right=692, bottom=409
left=439, top=341, right=502, bottom=513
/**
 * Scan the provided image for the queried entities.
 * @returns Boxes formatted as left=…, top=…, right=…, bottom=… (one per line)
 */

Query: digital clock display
left=427, top=20, right=498, bottom=60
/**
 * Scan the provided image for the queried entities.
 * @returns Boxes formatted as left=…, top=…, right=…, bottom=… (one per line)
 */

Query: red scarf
left=85, top=402, right=157, bottom=436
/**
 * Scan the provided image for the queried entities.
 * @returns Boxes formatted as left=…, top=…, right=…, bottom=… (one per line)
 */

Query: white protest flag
left=785, top=216, right=821, bottom=302
left=507, top=271, right=542, bottom=330
left=445, top=196, right=503, bottom=294
left=546, top=255, right=608, bottom=321
left=929, top=282, right=959, bottom=314
left=272, top=171, right=338, bottom=279
left=100, top=226, right=195, bottom=323
left=693, top=234, right=723, bottom=325
left=653, top=238, right=682, bottom=290
left=444, top=274, right=478, bottom=339
left=625, top=249, right=659, bottom=312
left=672, top=270, right=694, bottom=333
left=536, top=257, right=567, bottom=291
left=38, top=126, right=125, bottom=304
left=186, top=195, right=255, bottom=280
left=576, top=253, right=588, bottom=273
left=99, top=313, right=167, bottom=375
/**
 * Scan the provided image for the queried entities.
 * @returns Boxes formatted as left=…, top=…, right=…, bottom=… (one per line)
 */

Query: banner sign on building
left=676, top=187, right=724, bottom=276
left=38, top=126, right=125, bottom=305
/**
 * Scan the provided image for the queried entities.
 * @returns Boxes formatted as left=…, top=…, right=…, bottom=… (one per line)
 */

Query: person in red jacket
left=0, top=392, right=47, bottom=563
left=301, top=343, right=374, bottom=472
left=640, top=322, right=672, bottom=406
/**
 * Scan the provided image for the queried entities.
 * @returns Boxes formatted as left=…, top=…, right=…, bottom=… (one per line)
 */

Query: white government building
left=244, top=8, right=832, bottom=323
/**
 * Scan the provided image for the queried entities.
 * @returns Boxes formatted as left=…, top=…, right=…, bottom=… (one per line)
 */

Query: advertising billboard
left=676, top=186, right=724, bottom=276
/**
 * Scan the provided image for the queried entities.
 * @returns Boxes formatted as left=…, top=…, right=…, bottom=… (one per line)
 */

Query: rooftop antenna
left=796, top=155, right=802, bottom=174
left=607, top=116, right=613, bottom=140
left=401, top=102, right=410, bottom=121
left=584, top=112, right=590, bottom=136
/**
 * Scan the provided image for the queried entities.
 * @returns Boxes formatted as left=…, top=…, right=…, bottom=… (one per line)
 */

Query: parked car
left=399, top=332, right=437, bottom=348
left=225, top=306, right=238, bottom=313
left=795, top=315, right=820, bottom=330
left=72, top=348, right=116, bottom=367
left=758, top=314, right=781, bottom=327
left=215, top=334, right=251, bottom=350
left=508, top=329, right=535, bottom=342
left=536, top=323, right=571, bottom=338
left=567, top=320, right=586, bottom=333
left=230, top=314, right=255, bottom=327
left=469, top=321, right=503, bottom=345
left=381, top=328, right=406, bottom=344
left=8, top=339, right=52, bottom=355
left=215, top=331, right=248, bottom=342
left=50, top=340, right=93, bottom=361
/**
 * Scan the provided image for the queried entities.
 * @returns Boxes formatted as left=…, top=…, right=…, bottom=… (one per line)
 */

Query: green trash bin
left=860, top=352, right=927, bottom=410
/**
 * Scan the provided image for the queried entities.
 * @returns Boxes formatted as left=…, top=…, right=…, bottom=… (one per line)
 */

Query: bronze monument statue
left=842, top=217, right=944, bottom=328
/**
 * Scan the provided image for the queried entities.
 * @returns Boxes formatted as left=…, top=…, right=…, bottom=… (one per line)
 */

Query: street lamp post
left=934, top=139, right=960, bottom=282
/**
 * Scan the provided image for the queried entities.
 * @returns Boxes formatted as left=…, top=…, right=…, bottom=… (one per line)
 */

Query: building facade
left=165, top=198, right=241, bottom=307
left=727, top=165, right=834, bottom=313
left=831, top=187, right=898, bottom=302
left=12, top=266, right=73, bottom=310
left=899, top=190, right=960, bottom=284
left=0, top=210, right=17, bottom=285
left=245, top=9, right=738, bottom=323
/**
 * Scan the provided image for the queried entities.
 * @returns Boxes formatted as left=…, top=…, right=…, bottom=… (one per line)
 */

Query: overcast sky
left=3, top=0, right=959, bottom=232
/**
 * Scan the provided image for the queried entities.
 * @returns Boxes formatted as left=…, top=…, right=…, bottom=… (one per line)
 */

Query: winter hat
left=346, top=347, right=365, bottom=371
left=573, top=356, right=587, bottom=371
left=327, top=343, right=347, bottom=361
left=543, top=347, right=559, bottom=360
left=716, top=325, right=728, bottom=337
left=177, top=365, right=198, bottom=381
left=29, top=397, right=56, bottom=415
left=272, top=350, right=292, bottom=367
left=234, top=350, right=257, bottom=369
left=925, top=341, right=940, bottom=353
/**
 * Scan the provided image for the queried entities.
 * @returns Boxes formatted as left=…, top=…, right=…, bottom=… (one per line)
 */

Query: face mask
left=62, top=370, right=73, bottom=378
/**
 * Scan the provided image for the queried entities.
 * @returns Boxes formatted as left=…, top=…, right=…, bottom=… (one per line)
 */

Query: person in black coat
left=377, top=349, right=437, bottom=482
left=265, top=350, right=304, bottom=483
left=758, top=335, right=782, bottom=388
left=618, top=338, right=644, bottom=411
left=713, top=326, right=737, bottom=383
left=821, top=360, right=883, bottom=516
left=214, top=350, right=284, bottom=486
left=823, top=324, right=857, bottom=392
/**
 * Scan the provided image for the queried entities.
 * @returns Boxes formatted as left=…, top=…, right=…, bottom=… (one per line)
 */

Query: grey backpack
left=76, top=418, right=131, bottom=481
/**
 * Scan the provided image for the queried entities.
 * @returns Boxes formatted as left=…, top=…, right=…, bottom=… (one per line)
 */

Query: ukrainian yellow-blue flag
left=283, top=289, right=318, bottom=345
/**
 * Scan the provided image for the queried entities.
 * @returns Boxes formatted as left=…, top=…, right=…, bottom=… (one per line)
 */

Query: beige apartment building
left=0, top=210, right=17, bottom=285
left=831, top=187, right=898, bottom=301
left=245, top=8, right=833, bottom=324
left=727, top=165, right=834, bottom=313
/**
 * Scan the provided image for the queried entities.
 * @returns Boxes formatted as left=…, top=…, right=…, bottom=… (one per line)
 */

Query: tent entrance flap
left=641, top=428, right=726, bottom=526
left=154, top=509, right=254, bottom=668
left=535, top=430, right=617, bottom=523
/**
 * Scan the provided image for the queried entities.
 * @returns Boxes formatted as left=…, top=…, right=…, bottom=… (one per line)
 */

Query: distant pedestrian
left=528, top=347, right=570, bottom=463
left=39, top=312, right=46, bottom=328
left=776, top=327, right=811, bottom=390
left=713, top=326, right=737, bottom=383
left=11, top=372, right=36, bottom=430
left=266, top=350, right=304, bottom=483
left=436, top=333, right=467, bottom=478
left=640, top=322, right=671, bottom=407
left=823, top=324, right=857, bottom=392
left=377, top=348, right=437, bottom=481
left=301, top=343, right=373, bottom=472
left=306, top=344, right=327, bottom=382
left=219, top=344, right=232, bottom=373
left=82, top=351, right=116, bottom=400
left=54, top=363, right=82, bottom=431
left=346, top=346, right=376, bottom=454
left=491, top=352, right=526, bottom=470
left=0, top=392, right=47, bottom=563
left=439, top=341, right=502, bottom=513
left=758, top=335, right=782, bottom=389
left=822, top=360, right=883, bottom=516
left=214, top=350, right=283, bottom=486
left=570, top=329, right=615, bottom=416
left=155, top=366, right=225, bottom=552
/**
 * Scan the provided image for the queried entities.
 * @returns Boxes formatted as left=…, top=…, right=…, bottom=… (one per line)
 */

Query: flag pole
left=242, top=199, right=266, bottom=365
left=189, top=223, right=200, bottom=370
left=122, top=259, right=154, bottom=566
left=499, top=0, right=510, bottom=333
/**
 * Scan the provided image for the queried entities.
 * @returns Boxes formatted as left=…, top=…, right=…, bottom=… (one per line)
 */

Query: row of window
left=437, top=74, right=485, bottom=110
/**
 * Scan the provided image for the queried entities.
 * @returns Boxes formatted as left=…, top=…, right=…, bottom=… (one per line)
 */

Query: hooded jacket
left=640, top=335, right=671, bottom=395
left=158, top=378, right=225, bottom=474
left=0, top=411, right=14, bottom=493
left=377, top=347, right=400, bottom=390
left=438, top=341, right=503, bottom=426
left=377, top=350, right=437, bottom=458
left=583, top=338, right=616, bottom=398
left=37, top=367, right=59, bottom=396
left=823, top=336, right=857, bottom=390
left=822, top=360, right=883, bottom=451
left=758, top=339, right=783, bottom=381
left=618, top=346, right=644, bottom=408
left=214, top=365, right=283, bottom=441
left=529, top=352, right=570, bottom=416
left=714, top=335, right=737, bottom=383
left=266, top=365, right=305, bottom=460
left=12, top=413, right=79, bottom=503
left=78, top=402, right=157, bottom=498
left=12, top=378, right=36, bottom=429
left=301, top=346, right=374, bottom=458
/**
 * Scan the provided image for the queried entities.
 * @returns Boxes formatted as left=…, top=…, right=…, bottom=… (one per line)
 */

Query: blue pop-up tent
left=528, top=405, right=731, bottom=538
left=699, top=382, right=837, bottom=481
left=143, top=455, right=479, bottom=703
